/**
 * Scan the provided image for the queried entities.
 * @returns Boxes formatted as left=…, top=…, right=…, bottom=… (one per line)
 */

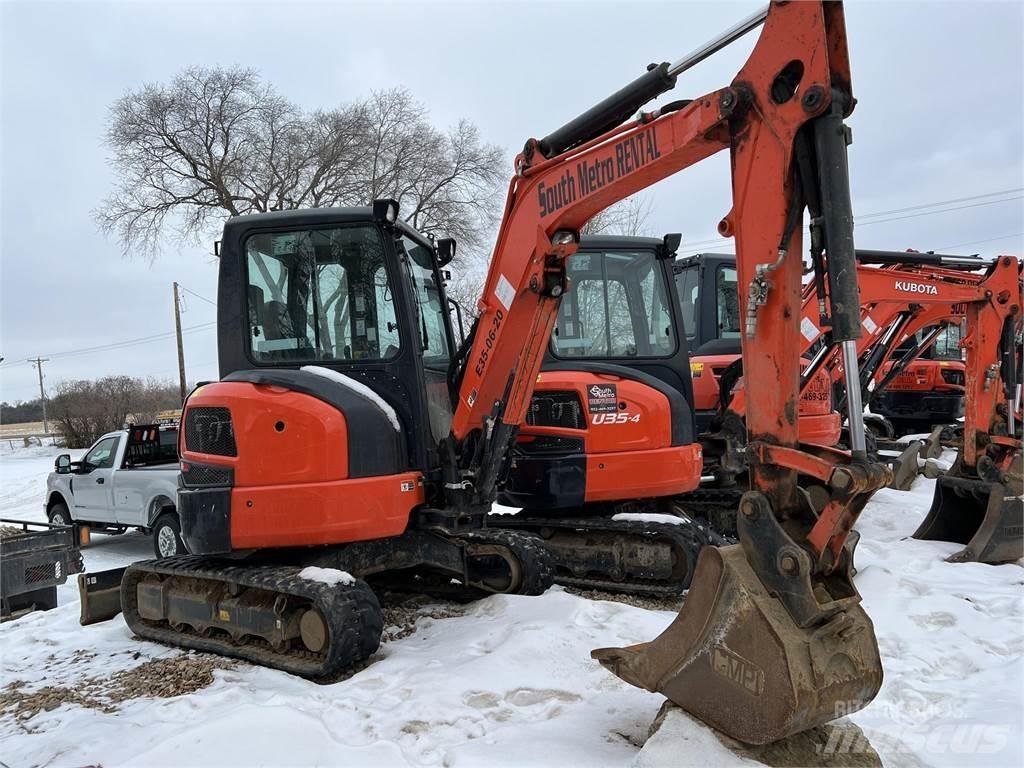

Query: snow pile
left=0, top=442, right=1021, bottom=767
left=298, top=566, right=356, bottom=586
left=611, top=512, right=686, bottom=526
left=300, top=365, right=401, bottom=431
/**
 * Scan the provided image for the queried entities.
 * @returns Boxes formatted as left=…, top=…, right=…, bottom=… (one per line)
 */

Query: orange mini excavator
left=92, top=0, right=893, bottom=744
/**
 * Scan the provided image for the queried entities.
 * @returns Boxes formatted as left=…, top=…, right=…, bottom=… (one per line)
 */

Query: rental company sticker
left=800, top=316, right=820, bottom=343
left=495, top=274, right=515, bottom=311
left=587, top=383, right=618, bottom=414
left=863, top=315, right=878, bottom=334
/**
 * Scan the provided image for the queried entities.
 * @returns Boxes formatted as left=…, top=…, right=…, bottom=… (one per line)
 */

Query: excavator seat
left=592, top=544, right=882, bottom=745
left=913, top=474, right=1023, bottom=564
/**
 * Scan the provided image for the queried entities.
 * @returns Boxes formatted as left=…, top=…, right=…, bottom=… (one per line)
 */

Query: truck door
left=72, top=435, right=120, bottom=523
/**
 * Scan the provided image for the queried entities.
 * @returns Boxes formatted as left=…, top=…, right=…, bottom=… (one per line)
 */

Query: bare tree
left=581, top=194, right=656, bottom=237
left=51, top=377, right=186, bottom=447
left=97, top=67, right=506, bottom=259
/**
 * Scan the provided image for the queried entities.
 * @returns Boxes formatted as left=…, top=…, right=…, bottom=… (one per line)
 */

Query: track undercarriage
left=492, top=499, right=730, bottom=596
left=119, top=527, right=553, bottom=679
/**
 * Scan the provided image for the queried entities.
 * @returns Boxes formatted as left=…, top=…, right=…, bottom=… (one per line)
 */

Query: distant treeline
left=3, top=377, right=188, bottom=447
left=0, top=399, right=45, bottom=425
left=51, top=377, right=188, bottom=448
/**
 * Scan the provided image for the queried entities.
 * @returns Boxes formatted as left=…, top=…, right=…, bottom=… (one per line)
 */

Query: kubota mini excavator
left=90, top=0, right=893, bottom=744
left=493, top=234, right=721, bottom=594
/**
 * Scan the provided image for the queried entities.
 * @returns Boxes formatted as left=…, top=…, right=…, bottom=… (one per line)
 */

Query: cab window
left=675, top=265, right=699, bottom=340
left=552, top=250, right=675, bottom=359
left=931, top=324, right=963, bottom=359
left=400, top=236, right=451, bottom=370
left=85, top=436, right=120, bottom=469
left=716, top=266, right=741, bottom=339
left=245, top=225, right=400, bottom=363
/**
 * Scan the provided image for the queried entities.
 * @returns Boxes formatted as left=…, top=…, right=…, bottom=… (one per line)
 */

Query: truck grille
left=184, top=407, right=237, bottom=457
left=526, top=391, right=585, bottom=430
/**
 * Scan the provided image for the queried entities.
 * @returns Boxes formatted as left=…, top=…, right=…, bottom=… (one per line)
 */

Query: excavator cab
left=499, top=234, right=702, bottom=511
left=213, top=203, right=457, bottom=479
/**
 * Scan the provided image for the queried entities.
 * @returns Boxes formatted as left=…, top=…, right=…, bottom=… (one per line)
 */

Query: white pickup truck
left=45, top=425, right=187, bottom=557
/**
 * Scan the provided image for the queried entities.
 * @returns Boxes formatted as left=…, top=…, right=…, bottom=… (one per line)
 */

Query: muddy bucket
left=913, top=475, right=1023, bottom=563
left=592, top=544, right=882, bottom=745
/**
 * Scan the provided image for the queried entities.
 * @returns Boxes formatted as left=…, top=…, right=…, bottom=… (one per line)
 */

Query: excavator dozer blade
left=913, top=475, right=1023, bottom=564
left=78, top=567, right=126, bottom=625
left=592, top=544, right=882, bottom=745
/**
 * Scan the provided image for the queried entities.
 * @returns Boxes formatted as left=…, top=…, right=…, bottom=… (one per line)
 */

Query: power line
left=856, top=188, right=1022, bottom=219
left=0, top=322, right=217, bottom=369
left=178, top=285, right=217, bottom=307
left=681, top=191, right=1023, bottom=257
left=678, top=188, right=1024, bottom=253
left=936, top=232, right=1024, bottom=250
left=855, top=195, right=1022, bottom=228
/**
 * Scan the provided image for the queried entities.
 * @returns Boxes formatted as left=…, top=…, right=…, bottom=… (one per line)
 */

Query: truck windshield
left=552, top=250, right=675, bottom=359
left=245, top=225, right=401, bottom=363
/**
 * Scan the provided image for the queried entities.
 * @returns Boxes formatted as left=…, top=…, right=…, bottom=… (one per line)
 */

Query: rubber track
left=491, top=515, right=720, bottom=596
left=122, top=556, right=383, bottom=680
left=458, top=529, right=556, bottom=595
left=677, top=488, right=745, bottom=537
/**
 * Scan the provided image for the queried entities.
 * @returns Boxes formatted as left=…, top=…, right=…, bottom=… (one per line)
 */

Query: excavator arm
left=448, top=1, right=874, bottom=531
left=589, top=1, right=899, bottom=745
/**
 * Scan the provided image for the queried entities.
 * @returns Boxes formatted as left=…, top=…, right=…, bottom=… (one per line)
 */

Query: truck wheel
left=48, top=503, right=71, bottom=527
left=153, top=512, right=186, bottom=558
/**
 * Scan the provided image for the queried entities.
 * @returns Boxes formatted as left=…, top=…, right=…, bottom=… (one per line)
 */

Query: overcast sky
left=1, top=0, right=1021, bottom=404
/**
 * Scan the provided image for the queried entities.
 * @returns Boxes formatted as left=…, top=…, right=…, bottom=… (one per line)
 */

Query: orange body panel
left=877, top=359, right=964, bottom=393
left=230, top=473, right=424, bottom=549
left=584, top=445, right=703, bottom=503
left=692, top=354, right=839, bottom=440
left=517, top=370, right=703, bottom=499
left=181, top=381, right=425, bottom=548
left=529, top=370, right=676, bottom=451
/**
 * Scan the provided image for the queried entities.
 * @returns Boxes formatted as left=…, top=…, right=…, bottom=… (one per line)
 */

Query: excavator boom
left=591, top=0, right=894, bottom=745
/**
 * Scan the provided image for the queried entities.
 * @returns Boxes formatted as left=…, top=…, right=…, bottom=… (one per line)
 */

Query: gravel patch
left=0, top=654, right=232, bottom=723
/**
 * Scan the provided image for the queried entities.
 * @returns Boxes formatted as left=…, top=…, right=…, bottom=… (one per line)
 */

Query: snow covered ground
left=1, top=443, right=1021, bottom=767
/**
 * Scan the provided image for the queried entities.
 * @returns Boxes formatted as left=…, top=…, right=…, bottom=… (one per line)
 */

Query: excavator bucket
left=913, top=475, right=1023, bottom=563
left=592, top=544, right=882, bottom=745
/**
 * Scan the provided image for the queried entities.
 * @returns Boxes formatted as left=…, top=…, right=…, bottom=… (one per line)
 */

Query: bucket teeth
left=593, top=544, right=882, bottom=745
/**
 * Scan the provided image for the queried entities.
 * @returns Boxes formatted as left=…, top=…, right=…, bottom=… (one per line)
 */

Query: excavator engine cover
left=914, top=473, right=1023, bottom=564
left=592, top=544, right=882, bottom=745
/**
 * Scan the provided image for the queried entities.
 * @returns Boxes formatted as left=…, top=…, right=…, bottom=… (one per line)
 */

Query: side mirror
left=55, top=454, right=72, bottom=474
left=659, top=233, right=682, bottom=259
left=437, top=238, right=456, bottom=267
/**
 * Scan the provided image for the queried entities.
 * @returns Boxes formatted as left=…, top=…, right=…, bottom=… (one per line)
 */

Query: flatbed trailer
left=0, top=517, right=84, bottom=620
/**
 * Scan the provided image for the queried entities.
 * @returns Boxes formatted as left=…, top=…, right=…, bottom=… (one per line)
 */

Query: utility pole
left=28, top=357, right=50, bottom=434
left=173, top=282, right=187, bottom=404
